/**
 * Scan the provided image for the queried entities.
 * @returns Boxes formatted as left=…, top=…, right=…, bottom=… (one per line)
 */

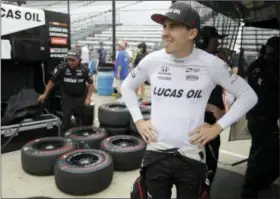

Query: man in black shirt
left=241, top=36, right=279, bottom=198
left=195, top=26, right=228, bottom=193
left=38, top=48, right=94, bottom=131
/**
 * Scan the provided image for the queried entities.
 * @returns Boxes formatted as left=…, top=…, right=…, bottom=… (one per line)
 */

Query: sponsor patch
left=223, top=63, right=233, bottom=76
left=158, top=76, right=171, bottom=81
left=53, top=68, right=58, bottom=75
left=130, top=69, right=136, bottom=78
left=230, top=74, right=238, bottom=84
left=185, top=67, right=200, bottom=73
left=186, top=75, right=199, bottom=81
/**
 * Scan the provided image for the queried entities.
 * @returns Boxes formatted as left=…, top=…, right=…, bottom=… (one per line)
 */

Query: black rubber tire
left=140, top=101, right=151, bottom=111
left=130, top=110, right=151, bottom=136
left=98, top=103, right=130, bottom=127
left=100, top=135, right=146, bottom=171
left=64, top=126, right=108, bottom=149
left=99, top=124, right=130, bottom=136
left=54, top=149, right=114, bottom=195
left=21, top=137, right=75, bottom=176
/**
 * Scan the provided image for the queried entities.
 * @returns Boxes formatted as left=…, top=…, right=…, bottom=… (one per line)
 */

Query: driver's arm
left=121, top=54, right=151, bottom=122
left=209, top=58, right=258, bottom=130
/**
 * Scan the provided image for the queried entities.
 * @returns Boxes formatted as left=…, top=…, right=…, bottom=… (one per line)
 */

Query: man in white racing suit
left=122, top=2, right=258, bottom=199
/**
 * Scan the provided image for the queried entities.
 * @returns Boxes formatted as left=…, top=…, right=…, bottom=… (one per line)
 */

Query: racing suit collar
left=166, top=48, right=197, bottom=63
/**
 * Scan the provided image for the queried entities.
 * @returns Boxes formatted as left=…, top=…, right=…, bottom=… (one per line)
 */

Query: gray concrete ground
left=1, top=89, right=256, bottom=198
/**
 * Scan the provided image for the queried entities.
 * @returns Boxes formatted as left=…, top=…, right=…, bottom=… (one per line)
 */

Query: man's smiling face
left=161, top=19, right=198, bottom=55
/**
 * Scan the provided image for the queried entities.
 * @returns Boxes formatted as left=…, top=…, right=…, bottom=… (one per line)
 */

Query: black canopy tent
left=197, top=1, right=280, bottom=29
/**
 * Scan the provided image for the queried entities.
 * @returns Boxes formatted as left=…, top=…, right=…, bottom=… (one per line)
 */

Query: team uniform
left=51, top=62, right=93, bottom=131
left=122, top=48, right=258, bottom=198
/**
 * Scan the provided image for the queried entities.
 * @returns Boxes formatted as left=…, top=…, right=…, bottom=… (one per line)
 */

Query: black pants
left=143, top=150, right=207, bottom=199
left=61, top=94, right=92, bottom=131
left=241, top=120, right=279, bottom=198
left=205, top=135, right=220, bottom=187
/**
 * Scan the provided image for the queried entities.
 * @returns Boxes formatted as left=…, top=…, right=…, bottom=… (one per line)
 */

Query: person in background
left=97, top=41, right=107, bottom=64
left=258, top=45, right=266, bottom=58
left=88, top=57, right=97, bottom=88
left=38, top=48, right=94, bottom=131
left=195, top=26, right=229, bottom=195
left=241, top=36, right=279, bottom=198
left=229, top=50, right=240, bottom=75
left=81, top=44, right=90, bottom=66
left=114, top=41, right=130, bottom=102
left=133, top=42, right=148, bottom=101
left=89, top=57, right=97, bottom=76
left=124, top=40, right=134, bottom=66
left=75, top=43, right=81, bottom=49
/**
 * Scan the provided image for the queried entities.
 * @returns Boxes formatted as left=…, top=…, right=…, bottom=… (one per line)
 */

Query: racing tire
left=54, top=149, right=113, bottom=195
left=64, top=126, right=108, bottom=149
left=100, top=135, right=146, bottom=171
left=21, top=137, right=75, bottom=176
left=140, top=101, right=151, bottom=111
left=130, top=110, right=151, bottom=136
left=99, top=125, right=130, bottom=136
left=98, top=103, right=130, bottom=127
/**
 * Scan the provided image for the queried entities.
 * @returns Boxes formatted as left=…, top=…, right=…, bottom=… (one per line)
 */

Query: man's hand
left=207, top=104, right=225, bottom=120
left=84, top=97, right=91, bottom=105
left=189, top=123, right=223, bottom=148
left=135, top=119, right=158, bottom=143
left=38, top=94, right=47, bottom=103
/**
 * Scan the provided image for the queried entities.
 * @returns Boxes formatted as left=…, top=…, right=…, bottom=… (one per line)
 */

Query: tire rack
left=1, top=114, right=62, bottom=137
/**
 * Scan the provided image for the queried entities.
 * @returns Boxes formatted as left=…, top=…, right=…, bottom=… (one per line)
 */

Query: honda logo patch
left=161, top=66, right=169, bottom=73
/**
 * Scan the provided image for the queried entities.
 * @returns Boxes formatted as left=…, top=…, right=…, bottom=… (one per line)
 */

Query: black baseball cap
left=200, top=26, right=227, bottom=39
left=264, top=36, right=279, bottom=58
left=266, top=36, right=279, bottom=52
left=66, top=48, right=81, bottom=60
left=151, top=2, right=200, bottom=30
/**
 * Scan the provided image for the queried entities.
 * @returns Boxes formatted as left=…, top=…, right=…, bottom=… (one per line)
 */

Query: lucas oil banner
left=1, top=3, right=46, bottom=36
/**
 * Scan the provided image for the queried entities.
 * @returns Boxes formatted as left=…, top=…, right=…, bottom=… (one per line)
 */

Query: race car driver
left=121, top=2, right=258, bottom=199
left=195, top=26, right=228, bottom=193
left=38, top=48, right=94, bottom=131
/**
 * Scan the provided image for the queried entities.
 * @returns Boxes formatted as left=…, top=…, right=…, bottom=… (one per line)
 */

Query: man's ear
left=188, top=29, right=199, bottom=40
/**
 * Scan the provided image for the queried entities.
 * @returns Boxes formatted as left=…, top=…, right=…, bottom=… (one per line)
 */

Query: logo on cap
left=68, top=52, right=77, bottom=56
left=168, top=8, right=181, bottom=15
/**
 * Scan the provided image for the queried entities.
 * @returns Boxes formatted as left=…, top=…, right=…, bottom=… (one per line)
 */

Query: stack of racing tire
left=20, top=101, right=151, bottom=196
left=98, top=102, right=132, bottom=136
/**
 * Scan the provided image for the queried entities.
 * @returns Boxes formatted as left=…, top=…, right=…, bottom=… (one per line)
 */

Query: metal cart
left=1, top=114, right=62, bottom=137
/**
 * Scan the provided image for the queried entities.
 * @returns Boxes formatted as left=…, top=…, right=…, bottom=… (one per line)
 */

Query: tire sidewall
left=22, top=137, right=74, bottom=157
left=100, top=135, right=146, bottom=153
left=56, top=149, right=113, bottom=173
